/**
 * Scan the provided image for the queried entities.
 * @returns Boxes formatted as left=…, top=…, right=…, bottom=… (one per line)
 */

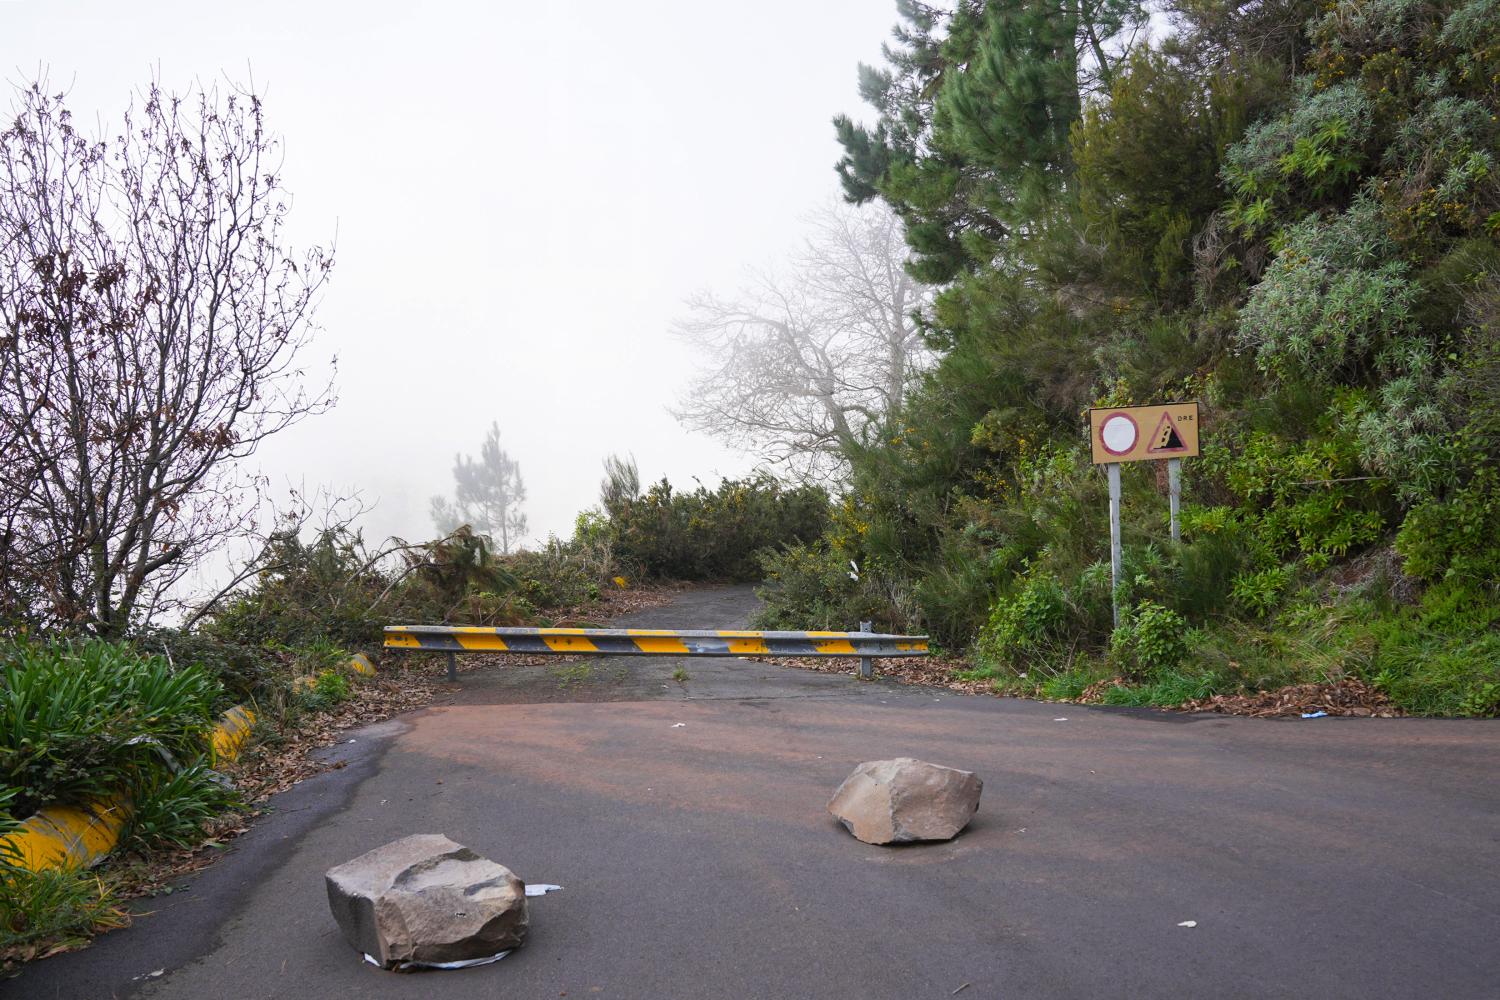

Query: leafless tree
left=674, top=201, right=934, bottom=482
left=0, top=79, right=334, bottom=636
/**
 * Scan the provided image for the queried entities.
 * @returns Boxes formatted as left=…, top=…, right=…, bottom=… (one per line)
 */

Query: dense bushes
left=0, top=641, right=221, bottom=818
left=750, top=0, right=1500, bottom=716
left=0, top=641, right=240, bottom=961
left=755, top=541, right=890, bottom=631
left=0, top=641, right=235, bottom=832
left=199, top=521, right=621, bottom=663
left=604, top=468, right=829, bottom=582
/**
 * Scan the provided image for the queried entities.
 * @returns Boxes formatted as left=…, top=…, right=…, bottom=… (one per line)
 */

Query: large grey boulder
left=828, top=758, right=982, bottom=845
left=326, top=834, right=528, bottom=968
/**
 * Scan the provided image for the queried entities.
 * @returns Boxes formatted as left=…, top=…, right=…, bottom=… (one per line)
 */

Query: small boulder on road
left=326, top=833, right=528, bottom=968
left=828, top=758, right=982, bottom=845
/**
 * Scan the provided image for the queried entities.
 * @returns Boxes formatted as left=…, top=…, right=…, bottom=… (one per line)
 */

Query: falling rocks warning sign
left=1088, top=402, right=1200, bottom=464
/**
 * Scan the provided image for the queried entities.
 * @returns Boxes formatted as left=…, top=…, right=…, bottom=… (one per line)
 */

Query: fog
left=0, top=0, right=897, bottom=548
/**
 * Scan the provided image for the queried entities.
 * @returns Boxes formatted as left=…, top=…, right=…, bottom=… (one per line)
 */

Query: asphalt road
left=13, top=585, right=1500, bottom=1000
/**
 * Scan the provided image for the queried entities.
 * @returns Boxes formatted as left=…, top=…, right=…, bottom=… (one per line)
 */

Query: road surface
left=13, top=585, right=1500, bottom=999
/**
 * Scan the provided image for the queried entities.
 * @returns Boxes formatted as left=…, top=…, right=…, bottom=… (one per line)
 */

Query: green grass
left=121, top=762, right=240, bottom=853
left=1096, top=671, right=1220, bottom=707
left=1038, top=665, right=1101, bottom=701
left=551, top=662, right=595, bottom=690
left=1046, top=587, right=1500, bottom=716
left=0, top=865, right=128, bottom=963
left=297, top=667, right=353, bottom=712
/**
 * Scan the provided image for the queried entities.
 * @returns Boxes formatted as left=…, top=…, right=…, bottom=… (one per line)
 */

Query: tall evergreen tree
left=430, top=423, right=529, bottom=554
left=834, top=0, right=1145, bottom=281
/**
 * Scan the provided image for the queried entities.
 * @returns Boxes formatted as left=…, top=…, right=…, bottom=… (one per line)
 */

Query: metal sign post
left=1168, top=457, right=1182, bottom=543
left=1088, top=402, right=1201, bottom=627
left=858, top=620, right=873, bottom=679
left=1107, top=463, right=1122, bottom=627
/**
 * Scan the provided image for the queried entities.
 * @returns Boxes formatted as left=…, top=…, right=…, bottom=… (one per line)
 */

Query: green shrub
left=1396, top=470, right=1500, bottom=584
left=912, top=529, right=1006, bottom=648
left=609, top=473, right=829, bottom=582
left=1232, top=565, right=1295, bottom=617
left=298, top=668, right=352, bottom=712
left=1174, top=525, right=1251, bottom=617
left=133, top=629, right=275, bottom=707
left=1209, top=404, right=1390, bottom=571
left=204, top=527, right=393, bottom=651
left=975, top=573, right=1069, bottom=669
left=1110, top=600, right=1190, bottom=678
left=121, top=762, right=239, bottom=852
left=754, top=541, right=889, bottom=631
left=507, top=541, right=602, bottom=611
left=0, top=640, right=221, bottom=817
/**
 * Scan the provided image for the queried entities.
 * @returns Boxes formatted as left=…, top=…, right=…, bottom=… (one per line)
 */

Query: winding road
left=13, top=585, right=1500, bottom=999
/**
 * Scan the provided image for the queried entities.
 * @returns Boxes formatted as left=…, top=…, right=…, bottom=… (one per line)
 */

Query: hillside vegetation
left=756, top=0, right=1500, bottom=716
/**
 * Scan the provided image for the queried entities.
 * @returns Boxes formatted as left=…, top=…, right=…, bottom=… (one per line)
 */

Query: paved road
left=14, top=585, right=1500, bottom=999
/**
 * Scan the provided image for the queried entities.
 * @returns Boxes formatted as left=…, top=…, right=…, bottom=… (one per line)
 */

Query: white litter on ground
left=1177, top=920, right=1197, bottom=928
left=366, top=952, right=511, bottom=971
left=525, top=883, right=563, bottom=897
left=670, top=723, right=686, bottom=728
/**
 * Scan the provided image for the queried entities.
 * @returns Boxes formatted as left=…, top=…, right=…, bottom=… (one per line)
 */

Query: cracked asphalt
left=12, top=584, right=1500, bottom=999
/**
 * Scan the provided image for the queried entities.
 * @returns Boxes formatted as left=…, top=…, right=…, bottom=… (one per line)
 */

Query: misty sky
left=0, top=0, right=901, bottom=547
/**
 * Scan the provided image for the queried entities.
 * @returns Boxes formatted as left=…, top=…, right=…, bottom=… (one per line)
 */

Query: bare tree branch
left=673, top=200, right=934, bottom=484
left=0, top=77, right=335, bottom=636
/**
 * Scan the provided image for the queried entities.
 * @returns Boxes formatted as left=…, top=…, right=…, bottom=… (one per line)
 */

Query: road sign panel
left=1089, top=402, right=1199, bottom=464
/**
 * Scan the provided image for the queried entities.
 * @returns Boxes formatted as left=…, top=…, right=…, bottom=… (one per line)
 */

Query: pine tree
left=430, top=423, right=529, bottom=554
left=833, top=0, right=1144, bottom=281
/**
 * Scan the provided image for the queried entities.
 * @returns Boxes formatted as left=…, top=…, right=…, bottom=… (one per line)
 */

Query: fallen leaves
left=225, top=673, right=438, bottom=803
left=1179, top=678, right=1401, bottom=718
left=769, top=655, right=1404, bottom=721
left=764, top=654, right=988, bottom=694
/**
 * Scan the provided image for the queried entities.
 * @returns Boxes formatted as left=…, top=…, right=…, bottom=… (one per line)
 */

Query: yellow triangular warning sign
left=1146, top=412, right=1187, bottom=453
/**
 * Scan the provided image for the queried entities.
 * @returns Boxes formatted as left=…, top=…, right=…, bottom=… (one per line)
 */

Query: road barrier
left=383, top=624, right=929, bottom=680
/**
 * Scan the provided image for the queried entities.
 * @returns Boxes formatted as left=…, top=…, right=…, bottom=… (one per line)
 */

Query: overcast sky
left=0, top=0, right=901, bottom=547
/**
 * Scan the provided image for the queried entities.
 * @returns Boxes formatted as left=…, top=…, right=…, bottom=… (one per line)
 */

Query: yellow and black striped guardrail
left=384, top=625, right=928, bottom=680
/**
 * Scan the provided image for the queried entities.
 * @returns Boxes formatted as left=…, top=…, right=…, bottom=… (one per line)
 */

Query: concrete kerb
left=3, top=654, right=379, bottom=873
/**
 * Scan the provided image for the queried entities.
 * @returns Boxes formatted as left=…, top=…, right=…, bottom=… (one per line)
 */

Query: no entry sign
left=1088, top=402, right=1200, bottom=465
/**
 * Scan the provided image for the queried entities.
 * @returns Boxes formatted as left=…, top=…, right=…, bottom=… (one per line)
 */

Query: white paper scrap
left=1177, top=920, right=1197, bottom=928
left=365, top=951, right=512, bottom=971
left=525, top=883, right=563, bottom=897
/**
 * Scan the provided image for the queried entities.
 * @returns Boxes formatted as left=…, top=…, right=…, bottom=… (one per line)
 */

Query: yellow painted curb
left=4, top=796, right=130, bottom=871
left=4, top=651, right=381, bottom=874
left=211, top=704, right=258, bottom=763
left=7, top=703, right=257, bottom=873
left=295, top=652, right=378, bottom=689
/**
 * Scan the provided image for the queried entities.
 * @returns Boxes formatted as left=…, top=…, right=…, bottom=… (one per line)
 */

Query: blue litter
left=1301, top=710, right=1328, bottom=719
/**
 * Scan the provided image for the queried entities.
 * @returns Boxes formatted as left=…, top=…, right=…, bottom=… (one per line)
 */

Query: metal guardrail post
left=446, top=650, right=456, bottom=682
left=858, top=621, right=873, bottom=679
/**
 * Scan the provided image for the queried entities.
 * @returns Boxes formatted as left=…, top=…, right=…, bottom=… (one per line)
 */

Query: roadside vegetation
left=0, top=69, right=828, bottom=965
left=746, top=0, right=1500, bottom=718
left=5, top=0, right=1499, bottom=973
left=0, top=449, right=823, bottom=966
